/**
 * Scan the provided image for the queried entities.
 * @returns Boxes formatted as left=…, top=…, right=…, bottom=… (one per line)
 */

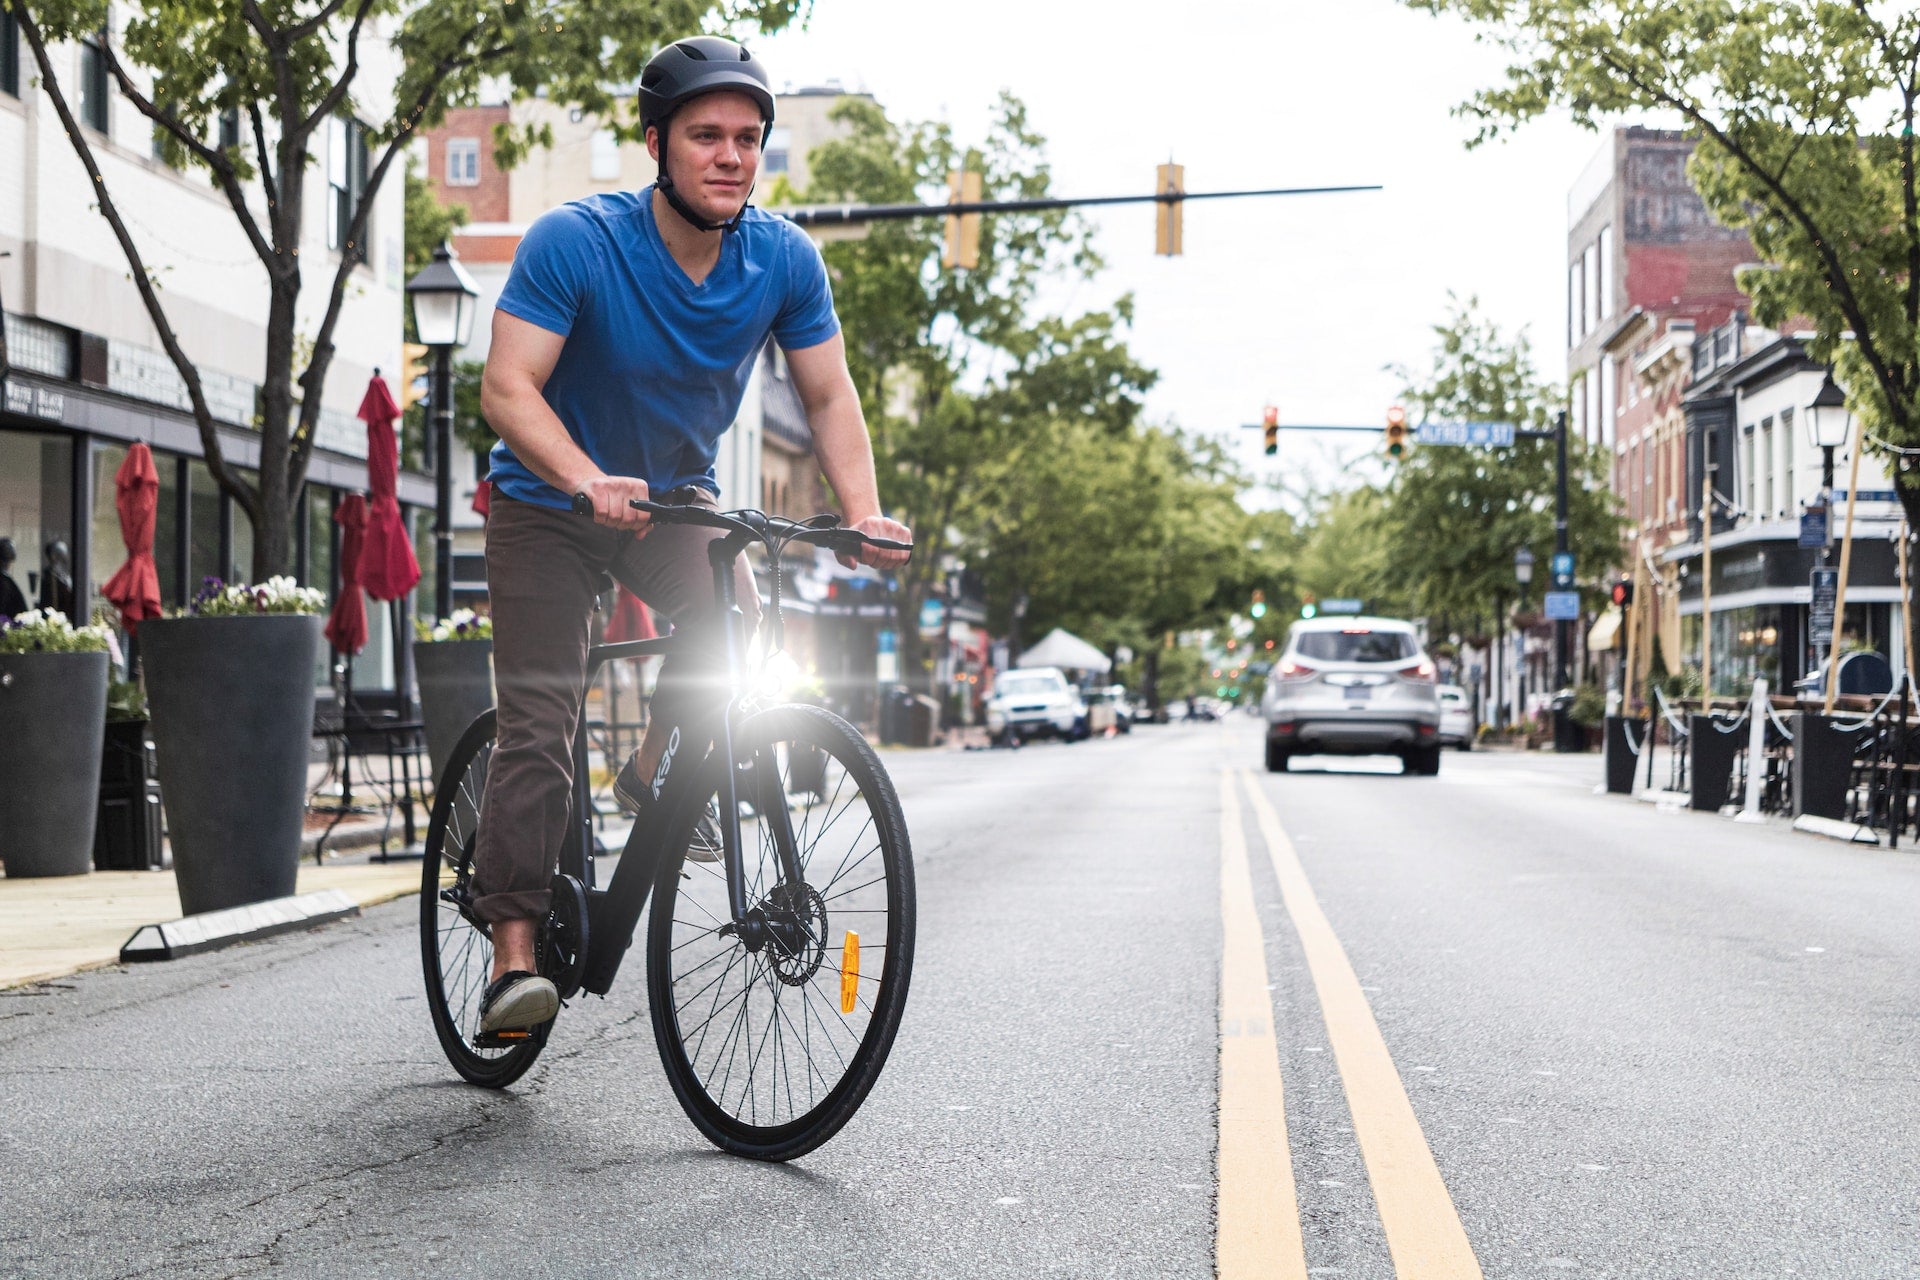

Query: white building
left=0, top=11, right=417, bottom=683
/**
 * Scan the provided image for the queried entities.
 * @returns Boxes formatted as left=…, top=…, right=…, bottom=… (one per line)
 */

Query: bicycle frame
left=571, top=525, right=802, bottom=998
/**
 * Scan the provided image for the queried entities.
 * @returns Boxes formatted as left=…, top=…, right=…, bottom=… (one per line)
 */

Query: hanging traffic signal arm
left=780, top=182, right=1383, bottom=228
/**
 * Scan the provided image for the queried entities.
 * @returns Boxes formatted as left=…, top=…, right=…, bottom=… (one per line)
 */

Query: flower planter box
left=0, top=650, right=109, bottom=877
left=143, top=614, right=321, bottom=915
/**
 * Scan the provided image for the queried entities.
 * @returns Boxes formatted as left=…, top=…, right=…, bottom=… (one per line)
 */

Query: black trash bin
left=1791, top=712, right=1852, bottom=821
left=95, top=719, right=165, bottom=871
left=879, top=686, right=913, bottom=746
left=1689, top=714, right=1742, bottom=812
left=907, top=693, right=939, bottom=747
left=1603, top=716, right=1640, bottom=793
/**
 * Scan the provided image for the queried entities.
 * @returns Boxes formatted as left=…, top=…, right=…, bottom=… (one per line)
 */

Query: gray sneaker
left=613, top=751, right=722, bottom=863
left=479, top=970, right=558, bottom=1033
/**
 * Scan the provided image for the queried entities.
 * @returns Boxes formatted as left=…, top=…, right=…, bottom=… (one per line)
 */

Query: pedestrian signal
left=1610, top=577, right=1634, bottom=608
left=1385, top=405, right=1409, bottom=460
left=1262, top=404, right=1278, bottom=456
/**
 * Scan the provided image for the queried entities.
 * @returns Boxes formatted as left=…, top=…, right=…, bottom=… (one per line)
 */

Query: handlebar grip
left=863, top=536, right=913, bottom=553
left=570, top=492, right=594, bottom=518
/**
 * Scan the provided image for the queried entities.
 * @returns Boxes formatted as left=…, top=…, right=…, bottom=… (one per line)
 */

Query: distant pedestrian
left=0, top=537, right=25, bottom=618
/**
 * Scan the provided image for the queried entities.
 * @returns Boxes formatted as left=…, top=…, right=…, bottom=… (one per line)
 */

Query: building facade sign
left=5, top=382, right=64, bottom=421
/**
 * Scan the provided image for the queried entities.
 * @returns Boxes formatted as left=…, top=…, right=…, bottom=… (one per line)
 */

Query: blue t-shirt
left=488, top=188, right=841, bottom=508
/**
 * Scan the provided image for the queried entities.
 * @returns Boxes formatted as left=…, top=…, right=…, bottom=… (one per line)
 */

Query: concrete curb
left=121, top=889, right=360, bottom=962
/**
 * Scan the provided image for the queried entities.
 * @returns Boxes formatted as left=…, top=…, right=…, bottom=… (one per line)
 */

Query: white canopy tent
left=1015, top=628, right=1112, bottom=674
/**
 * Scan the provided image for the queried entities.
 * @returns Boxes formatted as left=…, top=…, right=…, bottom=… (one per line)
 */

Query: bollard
left=1735, top=679, right=1769, bottom=823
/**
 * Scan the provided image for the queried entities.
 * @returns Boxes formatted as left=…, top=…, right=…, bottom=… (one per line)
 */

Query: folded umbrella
left=101, top=442, right=162, bottom=632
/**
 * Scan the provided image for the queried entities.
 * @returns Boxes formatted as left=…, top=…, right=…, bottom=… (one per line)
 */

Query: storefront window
left=155, top=453, right=181, bottom=608
left=0, top=430, right=75, bottom=616
left=90, top=443, right=129, bottom=609
left=187, top=460, right=221, bottom=594
left=411, top=504, right=436, bottom=621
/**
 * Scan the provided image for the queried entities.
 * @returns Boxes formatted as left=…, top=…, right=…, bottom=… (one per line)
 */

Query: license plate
left=1343, top=685, right=1371, bottom=702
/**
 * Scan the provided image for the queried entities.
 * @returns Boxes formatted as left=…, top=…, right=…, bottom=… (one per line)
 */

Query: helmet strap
left=655, top=119, right=752, bottom=234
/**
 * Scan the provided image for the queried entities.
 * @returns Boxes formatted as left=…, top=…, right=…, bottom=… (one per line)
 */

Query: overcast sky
left=753, top=0, right=1608, bottom=497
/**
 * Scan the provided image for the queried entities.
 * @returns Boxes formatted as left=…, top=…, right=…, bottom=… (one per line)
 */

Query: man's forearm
left=809, top=390, right=884, bottom=522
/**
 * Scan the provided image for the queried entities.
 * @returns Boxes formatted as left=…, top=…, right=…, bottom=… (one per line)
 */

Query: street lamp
left=405, top=240, right=480, bottom=620
left=1806, top=371, right=1851, bottom=493
left=1513, top=545, right=1535, bottom=606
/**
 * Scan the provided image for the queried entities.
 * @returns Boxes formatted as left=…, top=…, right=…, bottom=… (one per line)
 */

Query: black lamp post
left=1806, top=371, right=1851, bottom=497
left=1512, top=546, right=1535, bottom=723
left=404, top=241, right=480, bottom=621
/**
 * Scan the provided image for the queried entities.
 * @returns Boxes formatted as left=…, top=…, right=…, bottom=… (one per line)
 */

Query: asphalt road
left=3, top=717, right=1918, bottom=1278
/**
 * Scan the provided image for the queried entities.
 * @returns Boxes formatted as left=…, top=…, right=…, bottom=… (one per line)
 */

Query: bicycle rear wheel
left=420, top=711, right=547, bottom=1087
left=647, top=703, right=915, bottom=1161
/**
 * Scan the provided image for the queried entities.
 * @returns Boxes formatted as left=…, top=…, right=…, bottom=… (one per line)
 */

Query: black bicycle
left=419, top=499, right=915, bottom=1161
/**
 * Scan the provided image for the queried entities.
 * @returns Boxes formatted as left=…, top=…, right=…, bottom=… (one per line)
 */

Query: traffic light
left=1250, top=588, right=1267, bottom=619
left=1154, top=162, right=1184, bottom=256
left=943, top=169, right=982, bottom=270
left=1385, top=405, right=1409, bottom=460
left=401, top=342, right=430, bottom=412
left=1262, top=404, right=1278, bottom=456
left=1610, top=577, right=1634, bottom=608
left=1301, top=594, right=1318, bottom=620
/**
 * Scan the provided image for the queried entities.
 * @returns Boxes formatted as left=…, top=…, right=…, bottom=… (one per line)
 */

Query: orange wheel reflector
left=840, top=931, right=860, bottom=1014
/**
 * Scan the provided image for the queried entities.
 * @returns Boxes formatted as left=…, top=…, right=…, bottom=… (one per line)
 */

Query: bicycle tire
left=419, top=710, right=548, bottom=1088
left=647, top=703, right=915, bottom=1161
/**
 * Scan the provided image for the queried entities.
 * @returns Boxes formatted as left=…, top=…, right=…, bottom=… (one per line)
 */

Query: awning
left=1587, top=608, right=1622, bottom=652
left=1016, top=627, right=1112, bottom=673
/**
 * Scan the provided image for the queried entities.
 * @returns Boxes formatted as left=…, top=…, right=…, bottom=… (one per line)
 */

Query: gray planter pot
left=0, top=650, right=108, bottom=877
left=414, top=638, right=494, bottom=789
left=143, top=614, right=321, bottom=915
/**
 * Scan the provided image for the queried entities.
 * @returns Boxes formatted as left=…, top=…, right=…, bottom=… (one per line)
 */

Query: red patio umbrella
left=323, top=494, right=369, bottom=657
left=603, top=585, right=657, bottom=644
left=356, top=375, right=420, bottom=603
left=101, top=442, right=162, bottom=632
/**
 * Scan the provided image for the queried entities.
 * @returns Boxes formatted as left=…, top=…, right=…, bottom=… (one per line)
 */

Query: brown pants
left=471, top=492, right=759, bottom=923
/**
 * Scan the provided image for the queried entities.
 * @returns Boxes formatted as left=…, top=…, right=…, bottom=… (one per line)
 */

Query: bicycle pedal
left=474, top=1028, right=534, bottom=1047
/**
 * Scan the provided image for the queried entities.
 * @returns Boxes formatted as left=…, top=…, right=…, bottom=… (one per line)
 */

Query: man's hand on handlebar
left=573, top=476, right=654, bottom=534
left=843, top=514, right=912, bottom=571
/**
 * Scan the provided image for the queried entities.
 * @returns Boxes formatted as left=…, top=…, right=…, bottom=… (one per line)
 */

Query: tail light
left=1277, top=659, right=1314, bottom=680
left=1398, top=657, right=1437, bottom=683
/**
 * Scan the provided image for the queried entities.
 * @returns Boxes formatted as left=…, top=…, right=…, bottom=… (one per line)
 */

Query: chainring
left=543, top=873, right=590, bottom=1001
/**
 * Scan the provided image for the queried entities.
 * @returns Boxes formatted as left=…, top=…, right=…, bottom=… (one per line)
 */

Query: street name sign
left=1414, top=421, right=1516, bottom=447
left=1544, top=590, right=1581, bottom=621
left=1810, top=568, right=1839, bottom=650
left=1799, top=506, right=1829, bottom=549
left=1320, top=598, right=1364, bottom=615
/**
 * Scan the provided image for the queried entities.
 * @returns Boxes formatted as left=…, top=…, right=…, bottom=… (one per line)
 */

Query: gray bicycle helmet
left=639, top=36, right=775, bottom=232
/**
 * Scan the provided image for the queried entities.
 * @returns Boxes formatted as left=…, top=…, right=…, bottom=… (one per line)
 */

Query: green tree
left=13, top=0, right=802, bottom=579
left=1402, top=0, right=1920, bottom=524
left=1378, top=298, right=1621, bottom=624
left=792, top=94, right=1131, bottom=690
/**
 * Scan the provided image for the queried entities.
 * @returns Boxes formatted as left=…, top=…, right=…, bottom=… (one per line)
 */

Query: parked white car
left=985, top=667, right=1087, bottom=743
left=1437, top=683, right=1475, bottom=750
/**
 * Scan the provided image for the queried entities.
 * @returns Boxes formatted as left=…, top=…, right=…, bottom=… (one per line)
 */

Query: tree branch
left=14, top=4, right=257, bottom=522
left=288, top=35, right=491, bottom=481
left=284, top=0, right=352, bottom=45
left=247, top=100, right=278, bottom=214
left=1597, top=45, right=1907, bottom=423
left=98, top=42, right=280, bottom=273
left=299, top=0, right=379, bottom=134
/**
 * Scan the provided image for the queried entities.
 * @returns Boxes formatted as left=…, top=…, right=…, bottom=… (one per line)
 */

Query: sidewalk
left=0, top=845, right=425, bottom=990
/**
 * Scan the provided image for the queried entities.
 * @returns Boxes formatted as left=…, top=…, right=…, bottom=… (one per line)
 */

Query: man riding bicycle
left=473, top=35, right=912, bottom=1035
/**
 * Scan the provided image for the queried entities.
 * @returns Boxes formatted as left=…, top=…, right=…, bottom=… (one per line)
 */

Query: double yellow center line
left=1218, top=769, right=1483, bottom=1279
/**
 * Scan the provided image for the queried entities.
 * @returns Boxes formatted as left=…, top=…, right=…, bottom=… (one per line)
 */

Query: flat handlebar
left=568, top=492, right=912, bottom=556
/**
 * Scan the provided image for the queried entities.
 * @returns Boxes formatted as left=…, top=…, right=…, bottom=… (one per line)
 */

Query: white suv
left=1260, top=617, right=1443, bottom=775
left=985, top=667, right=1086, bottom=743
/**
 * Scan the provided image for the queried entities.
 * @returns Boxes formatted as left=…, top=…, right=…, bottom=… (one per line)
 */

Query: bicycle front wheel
left=648, top=704, right=916, bottom=1160
left=419, top=711, right=547, bottom=1088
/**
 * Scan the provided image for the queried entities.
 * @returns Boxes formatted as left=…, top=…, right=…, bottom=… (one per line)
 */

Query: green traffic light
left=1250, top=602, right=1267, bottom=619
left=1301, top=604, right=1317, bottom=619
